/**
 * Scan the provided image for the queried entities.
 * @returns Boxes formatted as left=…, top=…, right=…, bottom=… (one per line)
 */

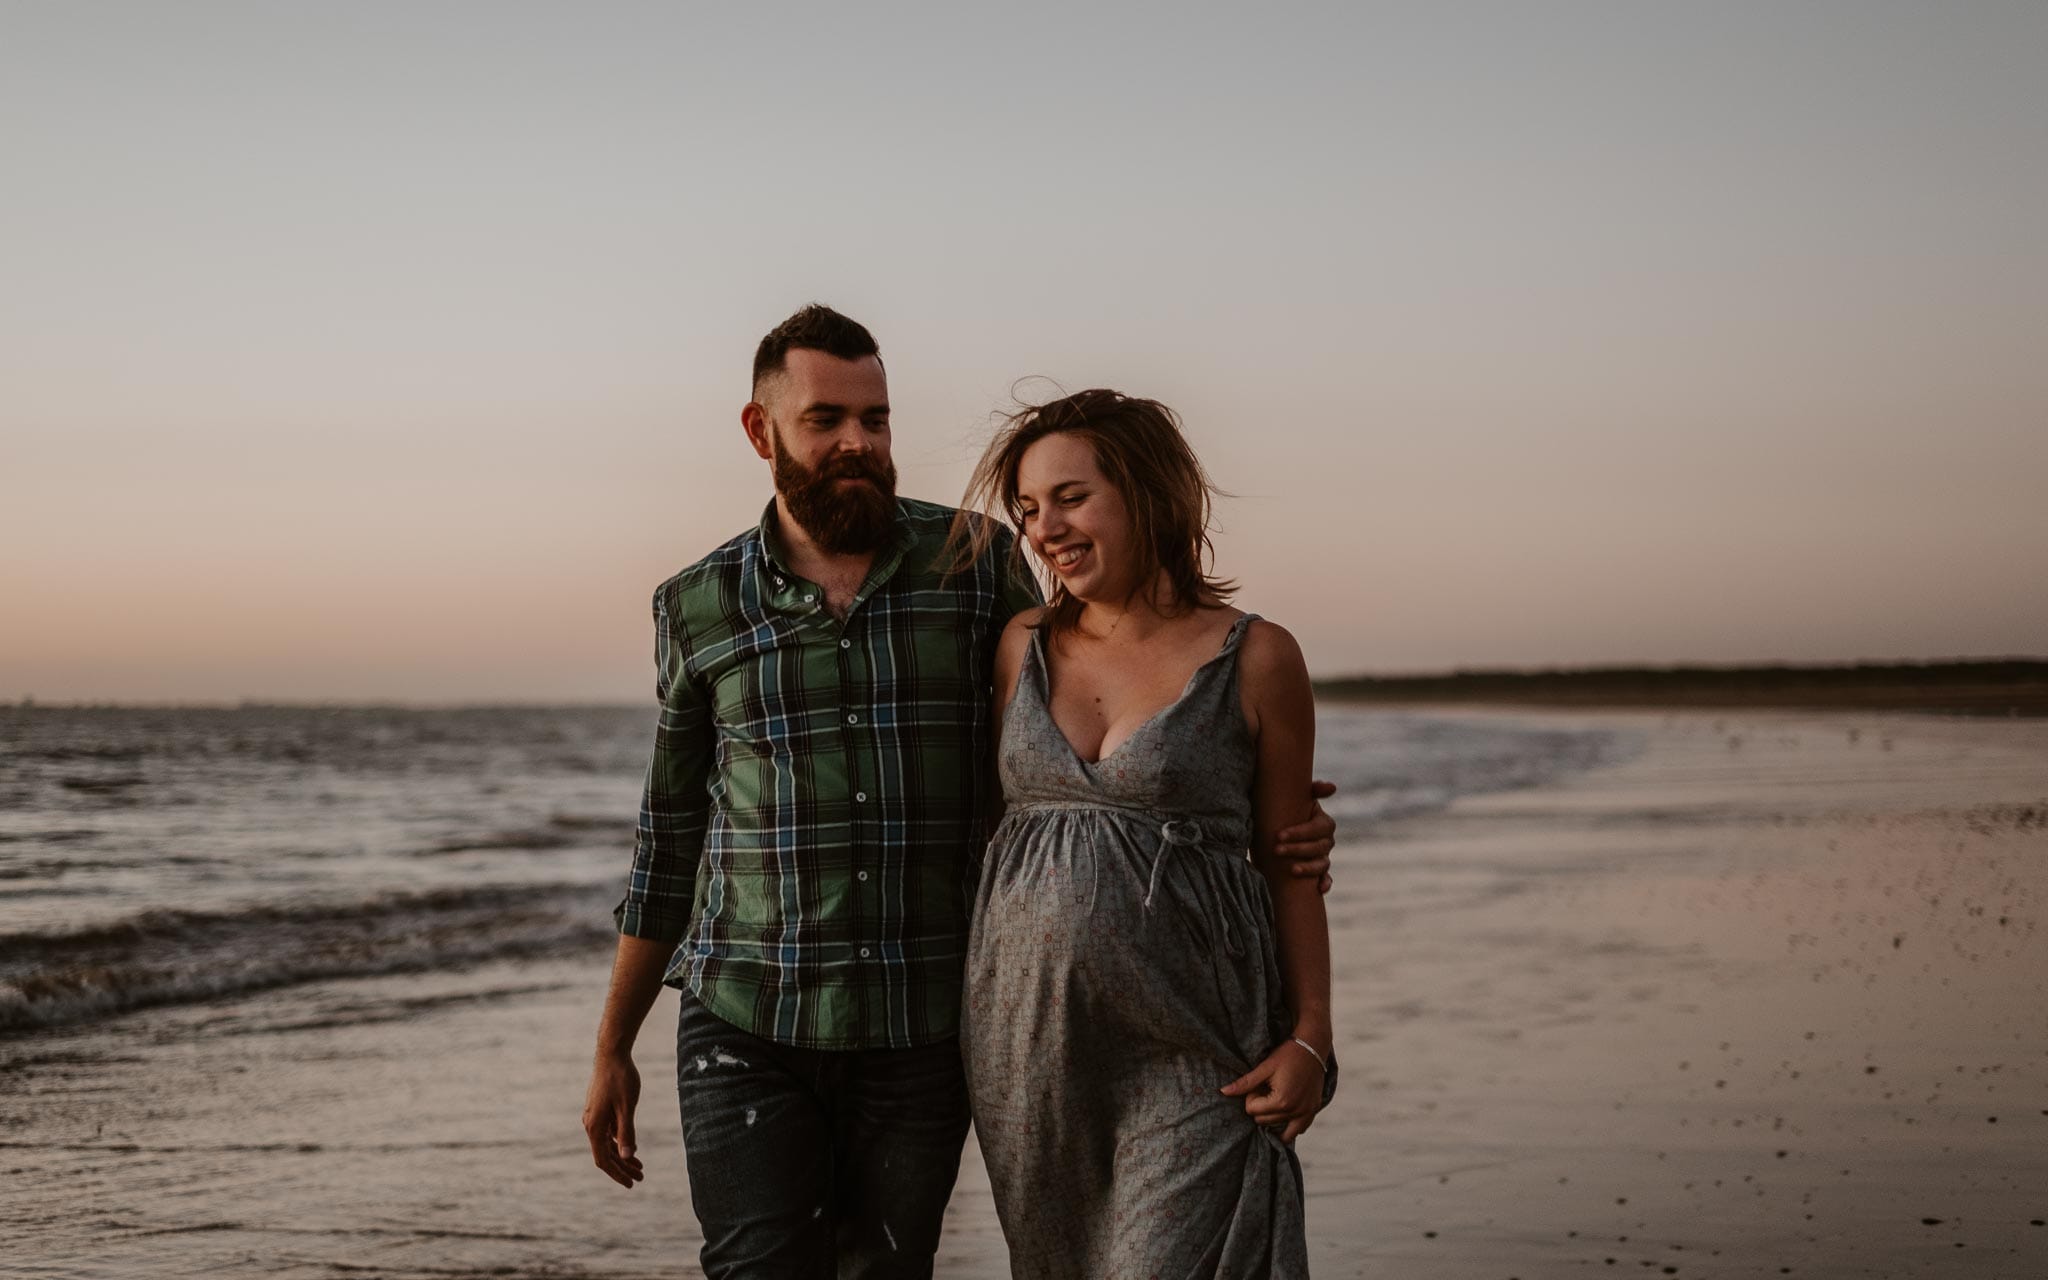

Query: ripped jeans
left=675, top=989, right=972, bottom=1280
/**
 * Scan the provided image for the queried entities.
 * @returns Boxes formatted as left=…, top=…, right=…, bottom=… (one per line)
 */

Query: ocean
left=0, top=702, right=1633, bottom=1279
left=0, top=703, right=1626, bottom=1037
left=14, top=705, right=2040, bottom=1277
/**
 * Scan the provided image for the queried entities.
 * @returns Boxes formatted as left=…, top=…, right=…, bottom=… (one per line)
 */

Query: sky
left=3, top=1, right=2044, bottom=703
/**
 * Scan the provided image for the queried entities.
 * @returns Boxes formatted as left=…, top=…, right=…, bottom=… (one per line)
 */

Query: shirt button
left=859, top=947, right=872, bottom=958
left=857, top=870, right=869, bottom=882
left=774, top=576, right=785, bottom=588
left=803, top=593, right=817, bottom=604
left=839, top=639, right=851, bottom=649
left=855, top=791, right=868, bottom=802
left=846, top=713, right=859, bottom=725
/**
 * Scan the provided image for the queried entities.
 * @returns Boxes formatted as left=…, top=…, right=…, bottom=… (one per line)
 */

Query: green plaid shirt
left=615, top=496, right=1040, bottom=1050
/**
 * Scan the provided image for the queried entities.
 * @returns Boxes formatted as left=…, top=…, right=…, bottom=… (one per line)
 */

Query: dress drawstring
left=1142, top=818, right=1247, bottom=958
left=1143, top=818, right=1205, bottom=909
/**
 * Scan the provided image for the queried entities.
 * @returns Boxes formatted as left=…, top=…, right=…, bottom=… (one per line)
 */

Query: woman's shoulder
left=1000, top=605, right=1047, bottom=646
left=1235, top=616, right=1310, bottom=691
left=995, top=606, right=1046, bottom=670
left=1231, top=615, right=1313, bottom=742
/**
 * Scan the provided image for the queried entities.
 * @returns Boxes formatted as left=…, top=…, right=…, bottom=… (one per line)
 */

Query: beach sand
left=4, top=708, right=2044, bottom=1278
left=1302, top=710, right=2046, bottom=1278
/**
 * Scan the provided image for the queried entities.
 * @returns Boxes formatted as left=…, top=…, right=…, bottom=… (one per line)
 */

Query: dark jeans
left=675, top=989, right=971, bottom=1280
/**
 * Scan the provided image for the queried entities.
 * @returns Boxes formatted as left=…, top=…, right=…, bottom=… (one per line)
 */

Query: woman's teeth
left=1052, top=545, right=1088, bottom=569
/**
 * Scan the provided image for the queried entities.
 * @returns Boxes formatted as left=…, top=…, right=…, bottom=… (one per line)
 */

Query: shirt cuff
left=613, top=896, right=691, bottom=944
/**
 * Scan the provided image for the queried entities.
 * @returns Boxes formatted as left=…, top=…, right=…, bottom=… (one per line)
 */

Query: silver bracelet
left=1289, top=1037, right=1328, bottom=1074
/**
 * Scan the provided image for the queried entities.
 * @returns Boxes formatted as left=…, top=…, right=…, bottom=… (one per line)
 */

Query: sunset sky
left=4, top=2, right=2044, bottom=703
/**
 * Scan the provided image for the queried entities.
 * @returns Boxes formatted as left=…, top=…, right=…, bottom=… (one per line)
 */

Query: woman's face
left=1014, top=431, right=1138, bottom=604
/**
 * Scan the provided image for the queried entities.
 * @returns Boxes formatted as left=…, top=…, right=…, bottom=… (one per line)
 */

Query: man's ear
left=740, top=402, right=774, bottom=461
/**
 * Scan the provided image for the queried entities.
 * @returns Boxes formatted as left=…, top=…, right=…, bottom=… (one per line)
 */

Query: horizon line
left=10, top=654, right=2046, bottom=712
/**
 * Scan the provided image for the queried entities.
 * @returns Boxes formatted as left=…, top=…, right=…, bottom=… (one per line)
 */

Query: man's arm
left=613, top=588, right=716, bottom=941
left=582, top=935, right=676, bottom=1187
left=584, top=586, right=715, bottom=1187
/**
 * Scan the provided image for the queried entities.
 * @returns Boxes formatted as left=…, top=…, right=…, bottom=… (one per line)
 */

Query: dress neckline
left=1030, top=613, right=1258, bottom=770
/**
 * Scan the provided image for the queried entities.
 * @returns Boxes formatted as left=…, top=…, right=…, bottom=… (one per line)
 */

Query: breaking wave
left=0, top=883, right=618, bottom=1034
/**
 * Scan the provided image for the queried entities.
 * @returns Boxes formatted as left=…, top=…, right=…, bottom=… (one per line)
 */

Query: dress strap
left=1202, top=612, right=1261, bottom=702
left=1217, top=612, right=1261, bottom=656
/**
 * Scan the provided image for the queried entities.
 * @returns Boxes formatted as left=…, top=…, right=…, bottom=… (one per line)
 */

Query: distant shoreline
left=12, top=660, right=2048, bottom=716
left=1312, top=658, right=2048, bottom=716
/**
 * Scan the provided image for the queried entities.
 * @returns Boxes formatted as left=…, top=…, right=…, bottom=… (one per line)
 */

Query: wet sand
left=1302, top=709, right=2048, bottom=1278
left=5, top=708, right=2045, bottom=1278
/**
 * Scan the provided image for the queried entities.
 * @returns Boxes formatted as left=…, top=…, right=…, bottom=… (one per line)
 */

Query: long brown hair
left=947, top=389, right=1235, bottom=634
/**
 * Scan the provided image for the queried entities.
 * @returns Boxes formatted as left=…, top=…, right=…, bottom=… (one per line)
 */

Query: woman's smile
left=1047, top=543, right=1091, bottom=573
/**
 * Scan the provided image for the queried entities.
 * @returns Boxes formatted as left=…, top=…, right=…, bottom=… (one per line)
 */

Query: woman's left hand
left=1220, top=1039, right=1328, bottom=1143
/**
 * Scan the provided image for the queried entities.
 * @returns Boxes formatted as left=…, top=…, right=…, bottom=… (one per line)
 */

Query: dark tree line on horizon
left=1313, top=659, right=2048, bottom=715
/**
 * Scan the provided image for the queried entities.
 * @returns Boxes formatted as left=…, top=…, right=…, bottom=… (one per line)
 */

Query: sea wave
left=416, top=814, right=631, bottom=856
left=1315, top=711, right=1635, bottom=824
left=0, top=883, right=618, bottom=1034
left=0, top=709, right=1632, bottom=1036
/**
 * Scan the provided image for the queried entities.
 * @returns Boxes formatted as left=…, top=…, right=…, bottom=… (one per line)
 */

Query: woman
left=951, top=390, right=1334, bottom=1278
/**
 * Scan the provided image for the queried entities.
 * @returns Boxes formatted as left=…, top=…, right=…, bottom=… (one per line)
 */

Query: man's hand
left=1272, top=779, right=1338, bottom=894
left=583, top=1050, right=645, bottom=1188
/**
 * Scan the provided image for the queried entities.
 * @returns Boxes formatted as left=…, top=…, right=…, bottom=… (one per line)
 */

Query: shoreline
left=1318, top=688, right=2048, bottom=716
left=1302, top=705, right=2048, bottom=1276
left=1310, top=659, right=2048, bottom=720
left=1313, top=660, right=2048, bottom=717
left=4, top=706, right=2044, bottom=1278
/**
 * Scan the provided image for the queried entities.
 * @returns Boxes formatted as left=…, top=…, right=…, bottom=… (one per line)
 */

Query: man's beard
left=772, top=431, right=898, bottom=555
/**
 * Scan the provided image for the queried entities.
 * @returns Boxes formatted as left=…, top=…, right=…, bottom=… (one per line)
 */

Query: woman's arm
left=992, top=609, right=1038, bottom=736
left=1220, top=618, right=1332, bottom=1141
left=984, top=609, right=1040, bottom=834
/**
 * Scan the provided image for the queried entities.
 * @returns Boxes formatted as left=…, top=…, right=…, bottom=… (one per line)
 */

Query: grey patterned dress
left=963, top=613, right=1314, bottom=1279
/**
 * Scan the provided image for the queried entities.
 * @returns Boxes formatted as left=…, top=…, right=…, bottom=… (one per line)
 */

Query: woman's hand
left=1220, top=1038, right=1328, bottom=1143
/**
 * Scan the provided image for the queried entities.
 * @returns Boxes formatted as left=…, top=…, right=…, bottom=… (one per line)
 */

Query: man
left=582, top=304, right=1335, bottom=1279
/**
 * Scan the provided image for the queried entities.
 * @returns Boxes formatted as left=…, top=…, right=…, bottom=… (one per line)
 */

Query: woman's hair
left=947, top=388, right=1235, bottom=634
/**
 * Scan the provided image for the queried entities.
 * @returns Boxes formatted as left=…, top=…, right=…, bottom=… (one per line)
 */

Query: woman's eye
left=1060, top=495, right=1085, bottom=507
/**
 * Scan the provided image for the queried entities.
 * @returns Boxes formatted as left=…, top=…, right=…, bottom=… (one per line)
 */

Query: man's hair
left=946, top=389, right=1235, bottom=633
left=752, top=304, right=882, bottom=396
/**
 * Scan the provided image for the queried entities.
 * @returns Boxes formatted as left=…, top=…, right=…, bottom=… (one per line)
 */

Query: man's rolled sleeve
left=614, top=589, right=713, bottom=943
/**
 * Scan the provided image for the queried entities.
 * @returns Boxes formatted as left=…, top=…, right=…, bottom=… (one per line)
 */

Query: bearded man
left=581, top=305, right=1336, bottom=1279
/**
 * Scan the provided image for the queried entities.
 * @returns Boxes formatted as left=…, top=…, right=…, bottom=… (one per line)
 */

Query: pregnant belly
left=974, top=831, right=1213, bottom=1000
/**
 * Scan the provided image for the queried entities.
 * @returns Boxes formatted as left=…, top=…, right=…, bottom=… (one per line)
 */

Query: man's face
left=753, top=349, right=897, bottom=555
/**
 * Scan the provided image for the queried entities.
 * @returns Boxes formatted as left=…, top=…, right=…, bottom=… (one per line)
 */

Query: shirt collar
left=753, top=498, right=913, bottom=594
left=755, top=500, right=797, bottom=580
